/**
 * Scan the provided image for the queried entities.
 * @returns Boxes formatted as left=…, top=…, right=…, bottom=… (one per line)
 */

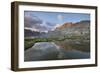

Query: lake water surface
left=24, top=41, right=90, bottom=61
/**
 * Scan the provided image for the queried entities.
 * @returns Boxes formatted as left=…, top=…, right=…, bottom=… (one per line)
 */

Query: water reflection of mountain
left=55, top=39, right=90, bottom=52
left=24, top=42, right=90, bottom=61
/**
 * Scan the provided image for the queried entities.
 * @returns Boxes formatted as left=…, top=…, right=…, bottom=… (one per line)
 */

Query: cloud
left=24, top=12, right=42, bottom=28
left=57, top=14, right=64, bottom=21
left=46, top=22, right=55, bottom=26
left=24, top=12, right=49, bottom=32
left=24, top=12, right=57, bottom=32
left=44, top=22, right=56, bottom=31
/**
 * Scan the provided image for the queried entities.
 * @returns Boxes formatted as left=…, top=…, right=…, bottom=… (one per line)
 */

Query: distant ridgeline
left=24, top=29, right=46, bottom=37
left=24, top=20, right=90, bottom=39
left=48, top=20, right=90, bottom=39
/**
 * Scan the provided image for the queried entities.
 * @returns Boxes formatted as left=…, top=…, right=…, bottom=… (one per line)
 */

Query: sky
left=24, top=11, right=90, bottom=32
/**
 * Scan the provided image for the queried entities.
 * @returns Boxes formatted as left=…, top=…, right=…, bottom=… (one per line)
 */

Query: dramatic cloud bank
left=24, top=12, right=56, bottom=32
